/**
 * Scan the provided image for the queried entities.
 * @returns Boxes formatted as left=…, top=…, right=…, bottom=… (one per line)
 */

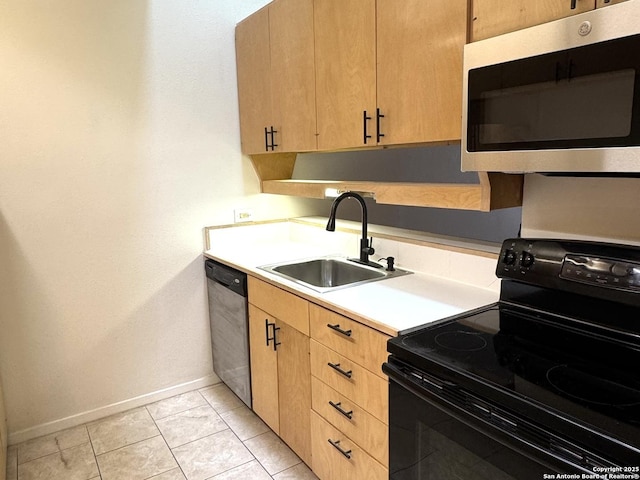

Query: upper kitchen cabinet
left=314, top=0, right=467, bottom=149
left=377, top=0, right=467, bottom=145
left=314, top=0, right=376, bottom=151
left=470, top=0, right=595, bottom=42
left=235, top=0, right=317, bottom=154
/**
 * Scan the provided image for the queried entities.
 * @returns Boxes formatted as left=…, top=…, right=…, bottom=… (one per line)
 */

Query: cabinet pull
left=265, top=319, right=281, bottom=351
left=327, top=323, right=352, bottom=337
left=268, top=126, right=278, bottom=151
left=327, top=362, right=352, bottom=378
left=328, top=439, right=352, bottom=459
left=363, top=110, right=372, bottom=144
left=376, top=108, right=385, bottom=142
left=329, top=400, right=353, bottom=420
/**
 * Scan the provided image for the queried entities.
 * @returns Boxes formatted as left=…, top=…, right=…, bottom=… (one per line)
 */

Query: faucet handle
left=362, top=237, right=375, bottom=256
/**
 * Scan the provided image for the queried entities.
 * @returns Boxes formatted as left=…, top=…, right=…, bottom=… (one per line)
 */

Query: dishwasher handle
left=205, top=260, right=247, bottom=297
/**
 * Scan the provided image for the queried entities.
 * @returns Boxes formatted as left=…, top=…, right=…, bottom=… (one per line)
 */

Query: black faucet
left=326, top=192, right=379, bottom=267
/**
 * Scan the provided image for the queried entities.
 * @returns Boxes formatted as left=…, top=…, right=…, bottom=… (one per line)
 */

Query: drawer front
left=311, top=377, right=388, bottom=467
left=311, top=411, right=387, bottom=480
left=310, top=340, right=388, bottom=424
left=310, top=305, right=390, bottom=378
left=248, top=276, right=309, bottom=335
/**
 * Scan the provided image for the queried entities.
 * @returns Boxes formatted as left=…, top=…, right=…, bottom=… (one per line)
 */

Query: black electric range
left=384, top=238, right=640, bottom=479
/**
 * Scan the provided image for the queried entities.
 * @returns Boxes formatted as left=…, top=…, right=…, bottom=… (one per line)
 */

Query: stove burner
left=546, top=365, right=640, bottom=407
left=434, top=331, right=488, bottom=352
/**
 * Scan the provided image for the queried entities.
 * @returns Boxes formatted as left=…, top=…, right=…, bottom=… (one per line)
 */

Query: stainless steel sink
left=258, top=256, right=412, bottom=293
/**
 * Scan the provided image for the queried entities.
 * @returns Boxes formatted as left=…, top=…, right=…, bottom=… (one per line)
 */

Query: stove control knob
left=611, top=263, right=632, bottom=277
left=520, top=252, right=535, bottom=268
left=503, top=249, right=517, bottom=265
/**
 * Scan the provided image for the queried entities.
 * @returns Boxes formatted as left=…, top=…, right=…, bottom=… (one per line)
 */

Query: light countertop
left=204, top=220, right=500, bottom=336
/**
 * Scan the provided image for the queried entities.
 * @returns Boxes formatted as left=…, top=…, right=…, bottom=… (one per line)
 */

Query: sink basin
left=258, top=256, right=411, bottom=293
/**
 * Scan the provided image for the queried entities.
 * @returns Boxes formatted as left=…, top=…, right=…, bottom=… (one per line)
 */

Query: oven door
left=383, top=359, right=600, bottom=480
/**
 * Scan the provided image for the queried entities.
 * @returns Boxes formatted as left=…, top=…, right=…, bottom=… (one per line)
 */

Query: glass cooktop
left=388, top=303, right=640, bottom=456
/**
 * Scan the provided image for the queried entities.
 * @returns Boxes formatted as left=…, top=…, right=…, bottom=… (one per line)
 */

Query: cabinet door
left=277, top=321, right=312, bottom=465
left=471, top=0, right=595, bottom=42
left=248, top=305, right=279, bottom=434
left=236, top=7, right=272, bottom=155
left=377, top=0, right=467, bottom=145
left=269, top=0, right=317, bottom=152
left=314, top=0, right=376, bottom=151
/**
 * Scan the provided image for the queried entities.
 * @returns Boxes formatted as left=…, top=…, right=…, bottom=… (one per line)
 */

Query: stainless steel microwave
left=462, top=1, right=640, bottom=175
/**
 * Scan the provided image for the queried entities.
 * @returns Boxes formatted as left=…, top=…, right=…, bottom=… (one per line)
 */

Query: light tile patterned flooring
left=5, top=383, right=318, bottom=480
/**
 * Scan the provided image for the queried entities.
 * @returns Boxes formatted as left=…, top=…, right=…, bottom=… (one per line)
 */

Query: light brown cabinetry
left=309, top=304, right=390, bottom=479
left=376, top=0, right=467, bottom=145
left=470, top=0, right=594, bottom=42
left=310, top=411, right=387, bottom=480
left=314, top=0, right=467, bottom=149
left=314, top=0, right=376, bottom=151
left=247, top=277, right=312, bottom=465
left=236, top=0, right=316, bottom=154
left=238, top=0, right=524, bottom=212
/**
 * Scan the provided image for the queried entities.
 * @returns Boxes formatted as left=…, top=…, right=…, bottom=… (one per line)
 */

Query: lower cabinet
left=309, top=304, right=390, bottom=479
left=247, top=277, right=312, bottom=466
left=247, top=278, right=391, bottom=478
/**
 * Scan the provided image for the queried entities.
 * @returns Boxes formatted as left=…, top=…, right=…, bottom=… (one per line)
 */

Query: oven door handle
left=382, top=361, right=457, bottom=394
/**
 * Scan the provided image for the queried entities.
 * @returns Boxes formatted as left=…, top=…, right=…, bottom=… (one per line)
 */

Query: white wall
left=0, top=0, right=322, bottom=440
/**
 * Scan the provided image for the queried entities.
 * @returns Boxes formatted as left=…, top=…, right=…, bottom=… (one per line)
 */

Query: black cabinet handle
left=363, top=110, right=372, bottom=144
left=264, top=127, right=270, bottom=152
left=264, top=319, right=271, bottom=346
left=329, top=401, right=353, bottom=420
left=265, top=319, right=280, bottom=351
left=570, top=0, right=577, bottom=9
left=327, top=362, right=352, bottom=378
left=328, top=439, right=352, bottom=459
left=327, top=323, right=352, bottom=337
left=269, top=126, right=278, bottom=151
left=376, top=108, right=385, bottom=143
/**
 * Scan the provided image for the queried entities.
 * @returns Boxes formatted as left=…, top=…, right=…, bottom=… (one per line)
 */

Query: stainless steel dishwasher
left=204, top=259, right=251, bottom=408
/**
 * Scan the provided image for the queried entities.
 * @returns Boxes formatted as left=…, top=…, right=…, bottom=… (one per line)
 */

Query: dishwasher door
left=205, top=259, right=251, bottom=408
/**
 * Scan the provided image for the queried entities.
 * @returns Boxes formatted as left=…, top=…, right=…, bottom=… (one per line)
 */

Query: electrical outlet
left=234, top=208, right=254, bottom=223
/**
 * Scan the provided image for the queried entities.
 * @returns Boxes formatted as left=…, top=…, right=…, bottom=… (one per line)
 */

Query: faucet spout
left=326, top=192, right=376, bottom=265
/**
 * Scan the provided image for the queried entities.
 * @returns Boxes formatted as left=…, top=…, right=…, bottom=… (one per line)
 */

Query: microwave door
left=462, top=1, right=640, bottom=174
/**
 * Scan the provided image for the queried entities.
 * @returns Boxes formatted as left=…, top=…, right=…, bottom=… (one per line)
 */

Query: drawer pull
left=329, top=400, right=353, bottom=420
left=327, top=323, right=352, bottom=337
left=328, top=439, right=352, bottom=459
left=327, top=362, right=353, bottom=379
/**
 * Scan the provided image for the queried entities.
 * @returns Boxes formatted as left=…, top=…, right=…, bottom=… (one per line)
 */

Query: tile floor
left=5, top=383, right=318, bottom=480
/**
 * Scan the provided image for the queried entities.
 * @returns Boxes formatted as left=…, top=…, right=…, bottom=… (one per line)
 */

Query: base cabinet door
left=248, top=276, right=311, bottom=466
left=277, top=322, right=311, bottom=465
left=248, top=305, right=280, bottom=434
